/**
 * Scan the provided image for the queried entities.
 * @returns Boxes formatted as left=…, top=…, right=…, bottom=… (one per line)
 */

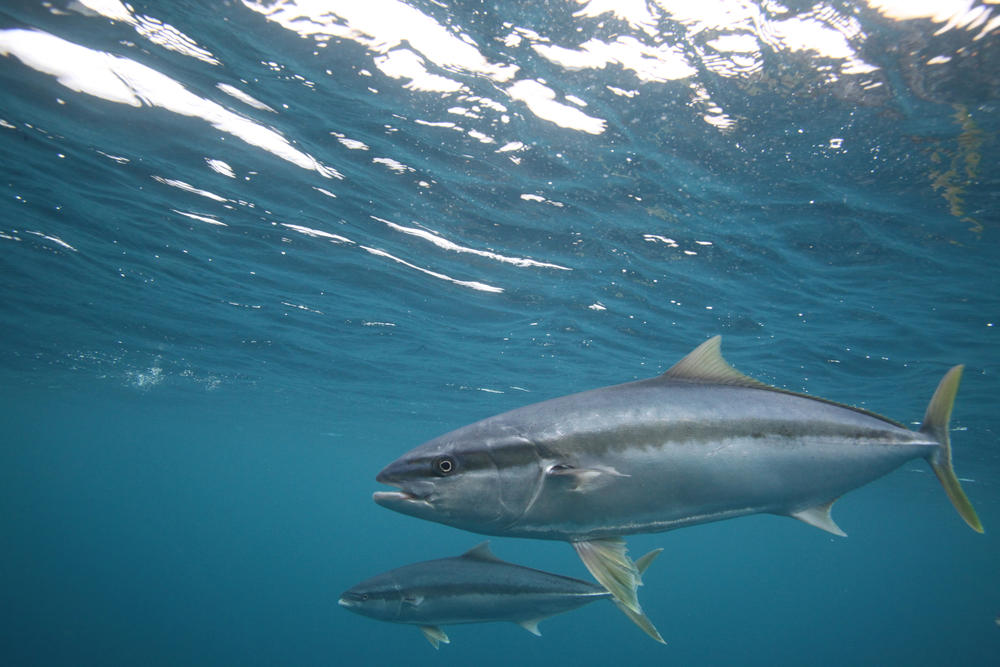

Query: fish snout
left=374, top=459, right=436, bottom=508
left=375, top=458, right=419, bottom=488
left=374, top=462, right=397, bottom=485
left=338, top=590, right=366, bottom=609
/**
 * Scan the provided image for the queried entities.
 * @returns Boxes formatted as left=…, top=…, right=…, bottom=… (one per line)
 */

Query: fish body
left=338, top=542, right=663, bottom=647
left=374, top=337, right=982, bottom=609
left=384, top=376, right=924, bottom=540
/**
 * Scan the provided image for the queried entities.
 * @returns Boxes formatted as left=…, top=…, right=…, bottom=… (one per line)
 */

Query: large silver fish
left=338, top=542, right=663, bottom=647
left=374, top=337, right=982, bottom=611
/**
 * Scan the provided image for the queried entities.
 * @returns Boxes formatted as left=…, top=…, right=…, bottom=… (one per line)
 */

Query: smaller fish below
left=338, top=542, right=664, bottom=648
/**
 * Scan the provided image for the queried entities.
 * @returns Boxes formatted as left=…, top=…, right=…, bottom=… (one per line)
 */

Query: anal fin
left=516, top=618, right=545, bottom=636
left=789, top=499, right=846, bottom=537
left=572, top=537, right=641, bottom=613
left=419, top=625, right=450, bottom=649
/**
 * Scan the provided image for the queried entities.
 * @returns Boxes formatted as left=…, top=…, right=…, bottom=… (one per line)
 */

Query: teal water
left=1, top=1, right=998, bottom=665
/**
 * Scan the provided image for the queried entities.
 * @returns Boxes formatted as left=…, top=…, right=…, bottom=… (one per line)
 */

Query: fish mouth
left=372, top=489, right=431, bottom=506
left=373, top=474, right=434, bottom=508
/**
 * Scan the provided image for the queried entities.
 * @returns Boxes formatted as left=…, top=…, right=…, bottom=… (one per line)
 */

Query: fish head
left=338, top=574, right=403, bottom=621
left=374, top=425, right=538, bottom=534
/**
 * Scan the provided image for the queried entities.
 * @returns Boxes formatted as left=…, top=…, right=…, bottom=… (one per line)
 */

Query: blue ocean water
left=1, top=1, right=998, bottom=664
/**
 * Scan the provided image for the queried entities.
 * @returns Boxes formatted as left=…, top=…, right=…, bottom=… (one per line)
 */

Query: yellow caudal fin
left=634, top=548, right=663, bottom=575
left=611, top=598, right=666, bottom=644
left=920, top=365, right=983, bottom=533
left=573, top=540, right=667, bottom=643
left=607, top=547, right=666, bottom=644
left=419, top=625, right=449, bottom=649
left=573, top=538, right=642, bottom=613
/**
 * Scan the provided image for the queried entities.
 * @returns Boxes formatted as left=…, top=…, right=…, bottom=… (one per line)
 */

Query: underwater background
left=1, top=1, right=998, bottom=665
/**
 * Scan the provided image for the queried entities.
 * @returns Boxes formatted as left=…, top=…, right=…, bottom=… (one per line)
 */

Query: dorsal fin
left=460, top=541, right=503, bottom=562
left=659, top=336, right=770, bottom=389
left=655, top=336, right=909, bottom=429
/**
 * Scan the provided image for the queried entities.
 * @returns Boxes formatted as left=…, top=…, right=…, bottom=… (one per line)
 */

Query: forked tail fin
left=612, top=549, right=666, bottom=644
left=921, top=365, right=983, bottom=533
left=573, top=540, right=666, bottom=644
left=611, top=598, right=665, bottom=645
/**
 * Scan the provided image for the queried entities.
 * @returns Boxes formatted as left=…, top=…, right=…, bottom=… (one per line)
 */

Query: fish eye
left=434, top=455, right=456, bottom=476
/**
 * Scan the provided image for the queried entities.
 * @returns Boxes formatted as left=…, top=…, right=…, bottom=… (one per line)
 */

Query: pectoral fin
left=546, top=464, right=629, bottom=492
left=419, top=625, right=450, bottom=649
left=572, top=537, right=641, bottom=613
left=789, top=499, right=846, bottom=537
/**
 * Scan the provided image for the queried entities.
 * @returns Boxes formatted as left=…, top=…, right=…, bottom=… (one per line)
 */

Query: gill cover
left=376, top=428, right=543, bottom=533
